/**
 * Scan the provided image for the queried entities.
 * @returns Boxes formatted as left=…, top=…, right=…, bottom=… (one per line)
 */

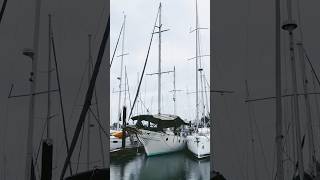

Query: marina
left=110, top=0, right=211, bottom=179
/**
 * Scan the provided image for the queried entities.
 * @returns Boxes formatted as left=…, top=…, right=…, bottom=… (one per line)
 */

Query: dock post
left=122, top=106, right=127, bottom=149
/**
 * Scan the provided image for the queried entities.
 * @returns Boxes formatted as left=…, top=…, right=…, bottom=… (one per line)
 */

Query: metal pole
left=117, top=15, right=126, bottom=129
left=297, top=42, right=316, bottom=176
left=275, top=0, right=284, bottom=179
left=47, top=14, right=52, bottom=139
left=122, top=106, right=127, bottom=149
left=25, top=0, right=41, bottom=179
left=282, top=0, right=304, bottom=178
left=195, top=0, right=199, bottom=126
left=158, top=3, right=162, bottom=115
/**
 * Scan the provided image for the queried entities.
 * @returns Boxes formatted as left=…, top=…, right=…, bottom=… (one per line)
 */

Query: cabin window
left=113, top=141, right=118, bottom=143
left=166, top=138, right=168, bottom=141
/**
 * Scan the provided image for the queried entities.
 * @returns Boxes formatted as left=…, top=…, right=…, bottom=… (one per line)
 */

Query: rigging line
left=222, top=95, right=245, bottom=179
left=76, top=124, right=85, bottom=174
left=312, top=75, right=320, bottom=156
left=125, top=68, right=132, bottom=112
left=88, top=108, right=108, bottom=137
left=302, top=47, right=320, bottom=87
left=92, top=0, right=107, bottom=43
left=51, top=25, right=73, bottom=175
left=67, top=60, right=89, bottom=123
left=110, top=18, right=124, bottom=67
left=128, top=5, right=160, bottom=118
left=251, top=101, right=271, bottom=178
left=60, top=16, right=110, bottom=180
left=0, top=0, right=8, bottom=25
left=245, top=81, right=258, bottom=180
left=90, top=53, right=106, bottom=167
left=33, top=118, right=48, bottom=179
left=55, top=57, right=89, bottom=170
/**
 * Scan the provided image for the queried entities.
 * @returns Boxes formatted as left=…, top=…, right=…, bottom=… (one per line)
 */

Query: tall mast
left=117, top=14, right=126, bottom=129
left=47, top=14, right=52, bottom=139
left=195, top=0, right=199, bottom=125
left=86, top=34, right=92, bottom=171
left=158, top=3, right=162, bottom=115
left=282, top=0, right=304, bottom=179
left=24, top=0, right=41, bottom=179
left=275, top=0, right=284, bottom=179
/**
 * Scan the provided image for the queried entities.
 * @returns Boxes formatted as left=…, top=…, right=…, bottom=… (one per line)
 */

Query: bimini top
left=131, top=114, right=188, bottom=128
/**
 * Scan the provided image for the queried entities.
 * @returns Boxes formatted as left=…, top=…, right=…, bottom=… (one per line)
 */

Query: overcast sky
left=110, top=0, right=210, bottom=125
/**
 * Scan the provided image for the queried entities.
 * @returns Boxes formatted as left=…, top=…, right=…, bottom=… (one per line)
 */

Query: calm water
left=110, top=151, right=210, bottom=180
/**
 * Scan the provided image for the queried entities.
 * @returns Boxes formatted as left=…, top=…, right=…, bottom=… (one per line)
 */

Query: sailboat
left=126, top=3, right=188, bottom=156
left=186, top=0, right=210, bottom=159
left=109, top=14, right=139, bottom=152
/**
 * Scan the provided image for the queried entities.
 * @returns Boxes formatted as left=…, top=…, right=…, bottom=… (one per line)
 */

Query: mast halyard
left=24, top=0, right=41, bottom=179
left=282, top=0, right=304, bottom=179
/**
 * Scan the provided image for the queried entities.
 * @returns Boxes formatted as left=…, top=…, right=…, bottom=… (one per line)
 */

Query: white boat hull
left=137, top=129, right=186, bottom=156
left=187, top=130, right=210, bottom=158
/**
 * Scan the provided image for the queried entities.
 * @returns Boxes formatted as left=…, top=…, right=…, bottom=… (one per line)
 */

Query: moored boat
left=127, top=114, right=188, bottom=156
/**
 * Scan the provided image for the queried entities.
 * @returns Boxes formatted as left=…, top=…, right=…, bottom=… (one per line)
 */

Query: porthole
left=166, top=138, right=168, bottom=141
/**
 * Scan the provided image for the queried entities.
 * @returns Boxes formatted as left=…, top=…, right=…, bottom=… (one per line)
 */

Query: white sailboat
left=129, top=114, right=187, bottom=156
left=126, top=3, right=188, bottom=156
left=186, top=0, right=210, bottom=159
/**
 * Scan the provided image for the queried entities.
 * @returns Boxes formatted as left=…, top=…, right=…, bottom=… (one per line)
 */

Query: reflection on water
left=110, top=151, right=210, bottom=180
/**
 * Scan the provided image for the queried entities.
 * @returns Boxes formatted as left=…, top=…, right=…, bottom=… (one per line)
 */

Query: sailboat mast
left=158, top=3, right=162, bottom=115
left=47, top=14, right=52, bottom=139
left=282, top=0, right=304, bottom=179
left=195, top=0, right=199, bottom=125
left=24, top=0, right=41, bottom=179
left=275, top=0, right=284, bottom=179
left=117, top=15, right=126, bottom=129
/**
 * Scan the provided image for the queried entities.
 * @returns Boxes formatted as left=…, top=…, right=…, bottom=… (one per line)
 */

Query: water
left=110, top=151, right=210, bottom=180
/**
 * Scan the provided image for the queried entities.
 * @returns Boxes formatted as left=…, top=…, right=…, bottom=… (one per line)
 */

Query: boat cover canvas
left=131, top=114, right=188, bottom=128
